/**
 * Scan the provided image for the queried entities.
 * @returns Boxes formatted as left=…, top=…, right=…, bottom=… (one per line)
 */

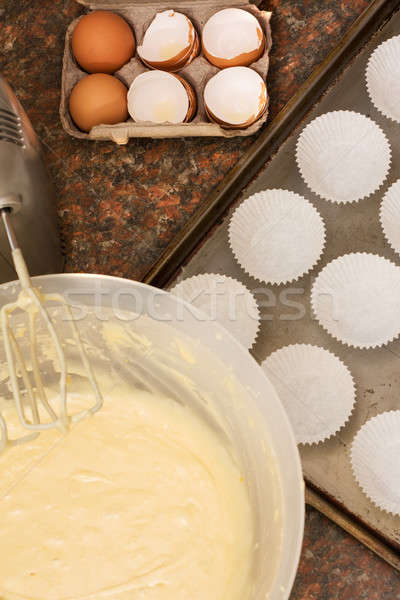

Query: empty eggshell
left=128, top=71, right=196, bottom=124
left=204, top=67, right=267, bottom=129
left=72, top=11, right=135, bottom=74
left=138, top=10, right=199, bottom=72
left=202, top=8, right=265, bottom=68
left=69, top=74, right=128, bottom=132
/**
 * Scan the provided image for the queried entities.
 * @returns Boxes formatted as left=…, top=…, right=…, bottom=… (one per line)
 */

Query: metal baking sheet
left=143, top=0, right=398, bottom=288
left=160, top=5, right=400, bottom=565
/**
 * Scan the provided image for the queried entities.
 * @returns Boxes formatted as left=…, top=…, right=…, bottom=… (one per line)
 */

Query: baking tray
left=142, top=0, right=400, bottom=569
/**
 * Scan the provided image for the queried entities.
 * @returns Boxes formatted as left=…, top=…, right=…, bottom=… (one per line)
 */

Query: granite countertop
left=1, top=0, right=400, bottom=597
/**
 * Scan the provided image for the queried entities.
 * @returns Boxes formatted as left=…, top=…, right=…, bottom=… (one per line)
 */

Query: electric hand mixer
left=0, top=76, right=103, bottom=453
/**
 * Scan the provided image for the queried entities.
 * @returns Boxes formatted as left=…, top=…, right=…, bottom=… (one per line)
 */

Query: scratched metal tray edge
left=305, top=484, right=400, bottom=570
left=142, top=0, right=400, bottom=569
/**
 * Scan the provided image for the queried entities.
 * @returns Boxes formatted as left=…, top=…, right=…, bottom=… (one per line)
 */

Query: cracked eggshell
left=128, top=70, right=196, bottom=124
left=204, top=67, right=267, bottom=129
left=202, top=8, right=265, bottom=69
left=138, top=10, right=199, bottom=72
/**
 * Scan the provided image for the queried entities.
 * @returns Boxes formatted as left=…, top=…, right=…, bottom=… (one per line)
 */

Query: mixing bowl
left=0, top=273, right=304, bottom=599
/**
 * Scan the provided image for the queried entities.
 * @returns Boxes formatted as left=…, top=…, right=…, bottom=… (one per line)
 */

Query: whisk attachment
left=0, top=207, right=103, bottom=452
left=0, top=412, right=38, bottom=454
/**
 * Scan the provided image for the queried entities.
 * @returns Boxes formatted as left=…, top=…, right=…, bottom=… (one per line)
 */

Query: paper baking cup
left=296, top=111, right=391, bottom=204
left=228, top=189, right=325, bottom=284
left=366, top=36, right=400, bottom=123
left=379, top=179, right=400, bottom=256
left=261, top=344, right=355, bottom=445
left=170, top=273, right=260, bottom=350
left=351, top=411, right=400, bottom=515
left=311, top=253, right=400, bottom=349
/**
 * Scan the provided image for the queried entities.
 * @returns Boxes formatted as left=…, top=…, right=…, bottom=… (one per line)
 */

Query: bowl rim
left=0, top=272, right=305, bottom=599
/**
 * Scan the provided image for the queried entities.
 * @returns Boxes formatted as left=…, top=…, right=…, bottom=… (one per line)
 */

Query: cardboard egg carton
left=60, top=0, right=272, bottom=143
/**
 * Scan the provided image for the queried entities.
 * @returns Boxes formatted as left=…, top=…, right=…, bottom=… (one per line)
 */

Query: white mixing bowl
left=0, top=273, right=304, bottom=599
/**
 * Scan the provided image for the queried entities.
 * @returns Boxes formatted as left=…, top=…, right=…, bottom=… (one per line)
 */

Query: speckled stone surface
left=2, top=0, right=400, bottom=595
left=292, top=507, right=400, bottom=599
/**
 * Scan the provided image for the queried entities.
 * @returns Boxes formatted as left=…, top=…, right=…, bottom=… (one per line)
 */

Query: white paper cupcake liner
left=351, top=410, right=400, bottom=515
left=296, top=111, right=391, bottom=204
left=228, top=189, right=326, bottom=284
left=170, top=273, right=260, bottom=350
left=366, top=35, right=400, bottom=123
left=379, top=179, right=400, bottom=256
left=311, top=253, right=400, bottom=349
left=261, top=344, right=355, bottom=445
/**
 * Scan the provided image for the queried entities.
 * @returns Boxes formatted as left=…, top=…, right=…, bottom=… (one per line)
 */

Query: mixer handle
left=0, top=203, right=32, bottom=289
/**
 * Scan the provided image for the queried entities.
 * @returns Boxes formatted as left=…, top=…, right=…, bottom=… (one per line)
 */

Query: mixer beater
left=0, top=206, right=103, bottom=453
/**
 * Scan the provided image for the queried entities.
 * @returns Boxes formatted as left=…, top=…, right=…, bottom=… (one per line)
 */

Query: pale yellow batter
left=0, top=388, right=254, bottom=600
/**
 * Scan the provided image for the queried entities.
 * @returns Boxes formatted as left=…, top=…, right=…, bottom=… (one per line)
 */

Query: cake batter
left=0, top=387, right=254, bottom=600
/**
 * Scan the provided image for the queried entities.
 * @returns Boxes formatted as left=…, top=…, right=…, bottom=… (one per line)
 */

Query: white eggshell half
left=204, top=67, right=266, bottom=126
left=202, top=8, right=263, bottom=61
left=128, top=71, right=189, bottom=124
left=138, top=10, right=192, bottom=63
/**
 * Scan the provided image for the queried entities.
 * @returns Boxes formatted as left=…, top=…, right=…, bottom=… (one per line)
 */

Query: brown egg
left=69, top=74, right=128, bottom=132
left=72, top=11, right=135, bottom=74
